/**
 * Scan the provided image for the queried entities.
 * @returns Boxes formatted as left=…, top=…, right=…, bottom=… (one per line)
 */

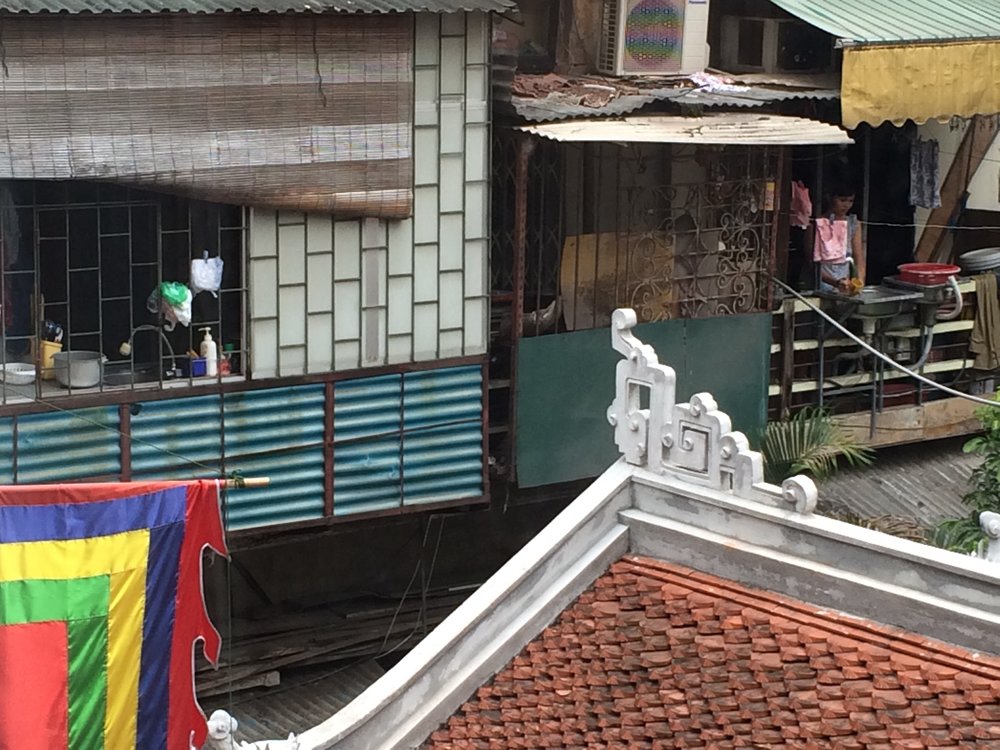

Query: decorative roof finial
left=608, top=308, right=817, bottom=513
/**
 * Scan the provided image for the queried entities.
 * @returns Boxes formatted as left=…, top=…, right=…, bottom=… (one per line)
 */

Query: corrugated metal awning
left=510, top=86, right=839, bottom=124
left=0, top=0, right=512, bottom=12
left=817, top=437, right=975, bottom=528
left=769, top=0, right=1000, bottom=45
left=519, top=114, right=852, bottom=146
left=770, top=0, right=1000, bottom=126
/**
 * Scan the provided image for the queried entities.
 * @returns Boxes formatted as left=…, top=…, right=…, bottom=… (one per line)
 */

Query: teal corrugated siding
left=16, top=407, right=120, bottom=482
left=333, top=374, right=403, bottom=515
left=770, top=0, right=1000, bottom=43
left=130, top=386, right=326, bottom=530
left=0, top=417, right=13, bottom=483
left=130, top=394, right=223, bottom=477
left=403, top=367, right=483, bottom=505
left=333, top=366, right=483, bottom=516
left=222, top=386, right=326, bottom=529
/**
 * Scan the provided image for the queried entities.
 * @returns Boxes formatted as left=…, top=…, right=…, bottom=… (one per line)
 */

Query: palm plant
left=932, top=394, right=1000, bottom=554
left=760, top=407, right=874, bottom=484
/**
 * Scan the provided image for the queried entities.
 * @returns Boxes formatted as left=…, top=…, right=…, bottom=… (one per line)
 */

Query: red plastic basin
left=897, top=262, right=962, bottom=285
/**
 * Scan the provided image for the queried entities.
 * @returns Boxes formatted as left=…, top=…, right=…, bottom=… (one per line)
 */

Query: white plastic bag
left=191, top=251, right=224, bottom=298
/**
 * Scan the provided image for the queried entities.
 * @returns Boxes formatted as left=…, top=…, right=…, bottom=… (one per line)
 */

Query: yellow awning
left=842, top=40, right=1000, bottom=128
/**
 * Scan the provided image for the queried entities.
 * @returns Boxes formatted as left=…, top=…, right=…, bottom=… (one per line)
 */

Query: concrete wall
left=248, top=12, right=490, bottom=379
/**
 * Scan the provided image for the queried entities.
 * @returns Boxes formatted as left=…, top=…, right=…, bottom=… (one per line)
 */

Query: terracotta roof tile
left=422, top=555, right=1000, bottom=749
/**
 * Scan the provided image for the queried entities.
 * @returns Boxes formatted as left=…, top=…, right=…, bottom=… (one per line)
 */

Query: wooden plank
left=780, top=297, right=795, bottom=419
left=915, top=115, right=1000, bottom=262
left=833, top=396, right=980, bottom=448
left=767, top=358, right=975, bottom=395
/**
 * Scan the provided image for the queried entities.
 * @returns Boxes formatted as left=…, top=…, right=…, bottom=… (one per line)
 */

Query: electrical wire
left=770, top=275, right=1000, bottom=409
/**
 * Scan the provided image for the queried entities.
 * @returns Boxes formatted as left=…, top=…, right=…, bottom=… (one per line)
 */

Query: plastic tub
left=1, top=362, right=36, bottom=385
left=897, top=263, right=962, bottom=286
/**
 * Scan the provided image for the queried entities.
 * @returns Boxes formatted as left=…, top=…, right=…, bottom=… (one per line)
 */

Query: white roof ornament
left=980, top=512, right=1000, bottom=562
left=607, top=307, right=817, bottom=513
left=198, top=709, right=300, bottom=750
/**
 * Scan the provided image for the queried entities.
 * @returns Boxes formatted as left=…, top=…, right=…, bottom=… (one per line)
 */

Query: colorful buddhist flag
left=0, top=480, right=228, bottom=750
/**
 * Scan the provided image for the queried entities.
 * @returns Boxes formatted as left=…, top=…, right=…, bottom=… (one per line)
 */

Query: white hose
left=935, top=275, right=964, bottom=321
left=771, top=276, right=1000, bottom=408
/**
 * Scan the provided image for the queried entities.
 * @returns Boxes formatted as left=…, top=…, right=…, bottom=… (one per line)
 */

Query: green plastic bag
left=160, top=281, right=189, bottom=307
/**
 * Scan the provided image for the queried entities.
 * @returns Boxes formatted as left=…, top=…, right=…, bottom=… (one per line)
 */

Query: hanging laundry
left=910, top=137, right=941, bottom=208
left=790, top=180, right=812, bottom=229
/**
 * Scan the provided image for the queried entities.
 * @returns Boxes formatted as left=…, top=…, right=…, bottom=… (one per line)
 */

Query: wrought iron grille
left=492, top=132, right=778, bottom=336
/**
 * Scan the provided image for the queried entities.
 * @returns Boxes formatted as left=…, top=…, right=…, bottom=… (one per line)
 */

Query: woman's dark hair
left=828, top=183, right=856, bottom=199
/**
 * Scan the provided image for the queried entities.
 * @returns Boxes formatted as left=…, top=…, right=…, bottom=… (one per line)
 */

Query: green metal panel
left=515, top=313, right=771, bottom=488
left=770, top=0, right=1000, bottom=44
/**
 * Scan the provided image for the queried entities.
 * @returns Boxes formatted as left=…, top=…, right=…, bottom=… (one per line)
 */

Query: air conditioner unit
left=719, top=15, right=833, bottom=74
left=598, top=0, right=711, bottom=77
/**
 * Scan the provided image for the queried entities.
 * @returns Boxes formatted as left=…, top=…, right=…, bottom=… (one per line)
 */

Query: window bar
left=96, top=199, right=104, bottom=393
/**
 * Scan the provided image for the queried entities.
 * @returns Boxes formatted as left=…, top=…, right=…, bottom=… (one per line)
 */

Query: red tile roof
left=423, top=555, right=1000, bottom=749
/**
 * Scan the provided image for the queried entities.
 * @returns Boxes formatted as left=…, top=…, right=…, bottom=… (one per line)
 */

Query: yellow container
left=38, top=339, right=61, bottom=381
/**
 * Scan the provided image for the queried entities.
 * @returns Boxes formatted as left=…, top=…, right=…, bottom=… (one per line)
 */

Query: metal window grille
left=491, top=132, right=778, bottom=337
left=0, top=180, right=246, bottom=406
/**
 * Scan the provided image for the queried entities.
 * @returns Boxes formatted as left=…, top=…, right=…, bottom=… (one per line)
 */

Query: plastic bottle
left=199, top=327, right=218, bottom=377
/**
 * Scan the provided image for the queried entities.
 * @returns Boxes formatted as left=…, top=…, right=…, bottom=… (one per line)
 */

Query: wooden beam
left=915, top=114, right=1000, bottom=262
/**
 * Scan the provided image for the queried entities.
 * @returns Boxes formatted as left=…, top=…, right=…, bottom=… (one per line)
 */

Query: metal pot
left=52, top=351, right=106, bottom=388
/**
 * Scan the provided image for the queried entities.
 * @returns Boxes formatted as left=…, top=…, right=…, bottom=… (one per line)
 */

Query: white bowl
left=2, top=362, right=36, bottom=385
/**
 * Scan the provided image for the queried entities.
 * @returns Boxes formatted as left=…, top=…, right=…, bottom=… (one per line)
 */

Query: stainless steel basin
left=102, top=361, right=162, bottom=386
left=820, top=285, right=921, bottom=320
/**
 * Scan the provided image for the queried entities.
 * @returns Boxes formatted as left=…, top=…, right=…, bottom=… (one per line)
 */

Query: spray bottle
left=199, top=327, right=218, bottom=377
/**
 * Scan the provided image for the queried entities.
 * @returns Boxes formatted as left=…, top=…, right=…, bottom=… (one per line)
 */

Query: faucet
left=119, top=324, right=178, bottom=377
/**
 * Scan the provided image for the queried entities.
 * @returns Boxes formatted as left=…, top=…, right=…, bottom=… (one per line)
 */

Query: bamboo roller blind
left=0, top=13, right=413, bottom=218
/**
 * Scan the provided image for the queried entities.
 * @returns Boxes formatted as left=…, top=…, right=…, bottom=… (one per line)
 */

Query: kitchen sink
left=102, top=361, right=163, bottom=387
left=819, top=285, right=922, bottom=320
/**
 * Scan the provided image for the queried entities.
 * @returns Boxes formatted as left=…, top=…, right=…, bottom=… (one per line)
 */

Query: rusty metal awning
left=518, top=114, right=853, bottom=146
left=0, top=0, right=513, bottom=12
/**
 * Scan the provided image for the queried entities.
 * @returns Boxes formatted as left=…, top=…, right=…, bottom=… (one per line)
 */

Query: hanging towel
left=970, top=273, right=1000, bottom=370
left=790, top=180, right=812, bottom=229
left=813, top=217, right=849, bottom=263
left=910, top=138, right=941, bottom=209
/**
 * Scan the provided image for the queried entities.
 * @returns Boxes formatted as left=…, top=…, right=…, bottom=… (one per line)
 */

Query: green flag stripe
left=68, top=616, right=107, bottom=750
left=0, top=577, right=109, bottom=750
left=0, top=577, right=108, bottom=623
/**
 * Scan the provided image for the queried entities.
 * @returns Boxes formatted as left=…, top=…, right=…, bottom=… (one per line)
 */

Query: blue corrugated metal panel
left=131, top=386, right=326, bottom=529
left=130, top=393, right=223, bottom=477
left=0, top=417, right=13, bottom=483
left=16, top=407, right=120, bottom=482
left=402, top=366, right=483, bottom=506
left=333, top=374, right=403, bottom=516
left=333, top=366, right=483, bottom=515
left=223, top=386, right=326, bottom=528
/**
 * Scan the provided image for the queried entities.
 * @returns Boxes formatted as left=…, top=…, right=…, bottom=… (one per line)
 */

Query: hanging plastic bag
left=150, top=281, right=193, bottom=331
left=191, top=251, right=224, bottom=298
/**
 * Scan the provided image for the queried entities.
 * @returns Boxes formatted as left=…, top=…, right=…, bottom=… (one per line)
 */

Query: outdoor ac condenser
left=598, top=0, right=711, bottom=77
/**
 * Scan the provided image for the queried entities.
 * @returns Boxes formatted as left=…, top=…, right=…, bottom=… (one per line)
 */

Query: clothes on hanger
left=910, top=137, right=941, bottom=209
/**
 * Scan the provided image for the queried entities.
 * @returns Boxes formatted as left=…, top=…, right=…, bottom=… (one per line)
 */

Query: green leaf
left=761, top=408, right=874, bottom=484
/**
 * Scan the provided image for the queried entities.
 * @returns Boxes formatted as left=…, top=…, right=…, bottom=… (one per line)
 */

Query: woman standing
left=814, top=187, right=865, bottom=294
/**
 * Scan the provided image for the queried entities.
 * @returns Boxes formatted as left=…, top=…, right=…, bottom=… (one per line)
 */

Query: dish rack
left=1, top=362, right=37, bottom=385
